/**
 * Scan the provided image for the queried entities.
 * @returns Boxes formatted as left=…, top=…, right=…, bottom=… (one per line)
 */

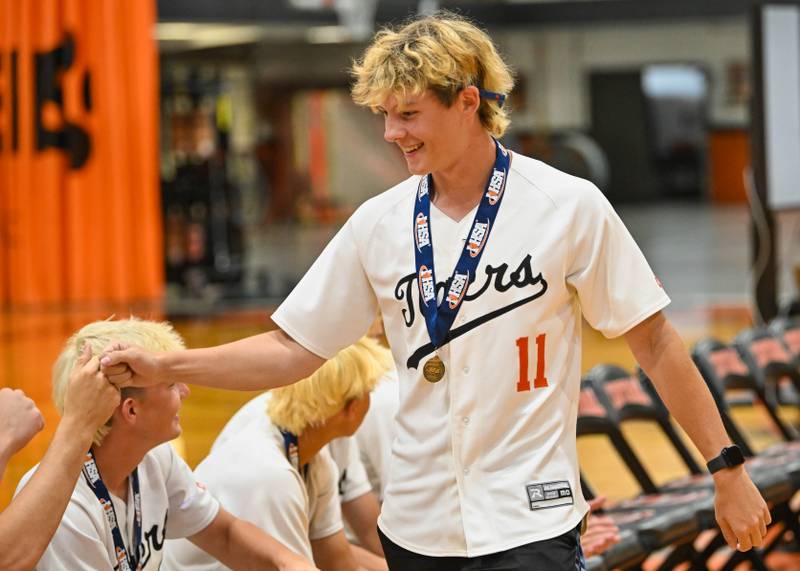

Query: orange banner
left=0, top=0, right=163, bottom=306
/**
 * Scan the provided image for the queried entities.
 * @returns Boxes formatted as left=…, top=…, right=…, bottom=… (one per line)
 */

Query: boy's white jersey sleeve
left=163, top=465, right=312, bottom=570
left=566, top=184, right=670, bottom=338
left=271, top=219, right=378, bottom=359
left=159, top=445, right=220, bottom=539
left=309, top=451, right=346, bottom=541
left=327, top=438, right=373, bottom=503
left=34, top=503, right=113, bottom=571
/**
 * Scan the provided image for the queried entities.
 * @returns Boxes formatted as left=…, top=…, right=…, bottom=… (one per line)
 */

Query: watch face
left=722, top=446, right=745, bottom=465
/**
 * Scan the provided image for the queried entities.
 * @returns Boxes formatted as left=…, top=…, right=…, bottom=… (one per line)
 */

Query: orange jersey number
left=516, top=334, right=548, bottom=392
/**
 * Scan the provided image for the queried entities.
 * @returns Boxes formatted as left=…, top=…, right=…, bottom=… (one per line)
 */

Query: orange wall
left=708, top=128, right=750, bottom=205
left=0, top=0, right=163, bottom=306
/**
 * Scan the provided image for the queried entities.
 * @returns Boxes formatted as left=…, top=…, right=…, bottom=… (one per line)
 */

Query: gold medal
left=423, top=355, right=446, bottom=383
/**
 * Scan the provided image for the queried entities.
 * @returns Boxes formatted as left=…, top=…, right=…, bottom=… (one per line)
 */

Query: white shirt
left=352, top=371, right=399, bottom=500
left=271, top=153, right=670, bottom=557
left=16, top=443, right=219, bottom=570
left=162, top=397, right=343, bottom=569
left=212, top=391, right=372, bottom=503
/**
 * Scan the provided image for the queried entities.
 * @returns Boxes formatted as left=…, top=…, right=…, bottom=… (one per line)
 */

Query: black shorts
left=378, top=524, right=586, bottom=571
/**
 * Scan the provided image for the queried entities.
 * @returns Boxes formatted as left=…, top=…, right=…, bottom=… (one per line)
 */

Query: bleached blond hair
left=52, top=317, right=186, bottom=445
left=268, top=337, right=392, bottom=435
left=350, top=11, right=515, bottom=137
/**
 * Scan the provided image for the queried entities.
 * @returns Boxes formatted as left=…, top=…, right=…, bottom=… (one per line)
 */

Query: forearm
left=350, top=544, right=387, bottom=571
left=160, top=330, right=324, bottom=391
left=220, top=518, right=299, bottom=571
left=341, top=495, right=383, bottom=556
left=0, top=418, right=92, bottom=571
left=631, top=316, right=730, bottom=461
left=0, top=447, right=11, bottom=484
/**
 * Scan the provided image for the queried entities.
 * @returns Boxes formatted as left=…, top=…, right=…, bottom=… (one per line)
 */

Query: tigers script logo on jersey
left=415, top=213, right=430, bottom=251
left=418, top=266, right=435, bottom=303
left=399, top=253, right=550, bottom=368
left=447, top=272, right=469, bottom=309
left=466, top=221, right=490, bottom=257
left=485, top=168, right=506, bottom=205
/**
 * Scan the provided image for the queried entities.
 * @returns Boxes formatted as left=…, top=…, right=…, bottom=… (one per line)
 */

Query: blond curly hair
left=268, top=336, right=392, bottom=435
left=351, top=11, right=515, bottom=137
left=52, top=317, right=186, bottom=445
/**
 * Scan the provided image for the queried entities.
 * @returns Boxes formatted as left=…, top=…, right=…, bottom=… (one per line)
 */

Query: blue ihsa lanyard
left=280, top=428, right=309, bottom=479
left=412, top=138, right=511, bottom=380
left=82, top=449, right=142, bottom=571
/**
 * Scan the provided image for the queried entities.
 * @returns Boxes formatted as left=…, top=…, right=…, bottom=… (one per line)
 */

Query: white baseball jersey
left=16, top=443, right=219, bottom=570
left=352, top=370, right=400, bottom=500
left=162, top=397, right=343, bottom=569
left=328, top=437, right=373, bottom=504
left=271, top=153, right=670, bottom=557
left=211, top=391, right=372, bottom=503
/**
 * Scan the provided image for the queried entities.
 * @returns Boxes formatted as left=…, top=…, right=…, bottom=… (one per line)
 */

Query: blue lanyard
left=280, top=428, right=309, bottom=479
left=413, top=138, right=511, bottom=352
left=82, top=449, right=142, bottom=571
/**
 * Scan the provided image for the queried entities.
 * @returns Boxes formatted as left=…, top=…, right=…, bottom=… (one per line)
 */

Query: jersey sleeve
left=271, top=219, right=378, bottom=359
left=164, top=455, right=313, bottom=568
left=308, top=451, right=345, bottom=541
left=37, top=502, right=114, bottom=571
left=159, top=445, right=220, bottom=539
left=566, top=185, right=670, bottom=338
left=326, top=438, right=373, bottom=503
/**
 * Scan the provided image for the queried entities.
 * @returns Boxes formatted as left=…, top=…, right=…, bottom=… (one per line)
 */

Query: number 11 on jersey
left=516, top=334, right=548, bottom=392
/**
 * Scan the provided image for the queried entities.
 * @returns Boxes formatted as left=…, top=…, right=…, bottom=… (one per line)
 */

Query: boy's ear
left=342, top=398, right=358, bottom=417
left=116, top=396, right=139, bottom=425
left=459, top=85, right=481, bottom=115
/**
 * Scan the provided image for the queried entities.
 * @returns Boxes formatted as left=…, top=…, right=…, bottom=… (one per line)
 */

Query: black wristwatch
left=706, top=445, right=745, bottom=474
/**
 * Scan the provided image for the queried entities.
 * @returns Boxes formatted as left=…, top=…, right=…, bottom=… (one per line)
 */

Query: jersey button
left=463, top=365, right=470, bottom=374
left=462, top=416, right=470, bottom=425
left=463, top=467, right=470, bottom=476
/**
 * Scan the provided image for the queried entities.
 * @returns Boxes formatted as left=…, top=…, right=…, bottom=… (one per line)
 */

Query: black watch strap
left=706, top=445, right=745, bottom=474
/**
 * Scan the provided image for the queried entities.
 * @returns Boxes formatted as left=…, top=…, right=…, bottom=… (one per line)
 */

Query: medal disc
left=423, top=355, right=446, bottom=383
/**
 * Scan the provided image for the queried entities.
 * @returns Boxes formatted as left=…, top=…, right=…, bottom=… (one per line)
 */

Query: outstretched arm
left=624, top=311, right=770, bottom=552
left=0, top=348, right=120, bottom=571
left=101, top=329, right=325, bottom=391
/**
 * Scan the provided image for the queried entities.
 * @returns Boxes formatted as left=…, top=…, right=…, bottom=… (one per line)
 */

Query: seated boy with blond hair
left=16, top=318, right=316, bottom=571
left=163, top=337, right=390, bottom=571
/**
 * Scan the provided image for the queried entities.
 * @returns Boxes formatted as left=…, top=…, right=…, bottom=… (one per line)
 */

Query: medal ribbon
left=412, top=138, right=511, bottom=359
left=82, top=449, right=142, bottom=571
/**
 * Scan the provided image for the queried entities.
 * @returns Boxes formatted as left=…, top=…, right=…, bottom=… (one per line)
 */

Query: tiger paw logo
left=466, top=220, right=489, bottom=257
left=418, top=266, right=435, bottom=304
left=447, top=272, right=470, bottom=309
left=485, top=169, right=505, bottom=205
left=415, top=212, right=430, bottom=251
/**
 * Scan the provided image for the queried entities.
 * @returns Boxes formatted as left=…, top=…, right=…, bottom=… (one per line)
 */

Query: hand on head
left=62, top=345, right=121, bottom=434
left=0, top=387, right=44, bottom=456
left=100, top=342, right=161, bottom=388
